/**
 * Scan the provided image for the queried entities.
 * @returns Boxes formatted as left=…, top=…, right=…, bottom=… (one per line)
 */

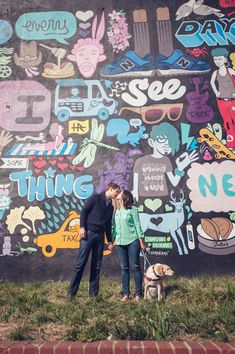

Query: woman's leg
left=128, top=239, right=143, bottom=297
left=116, top=245, right=130, bottom=296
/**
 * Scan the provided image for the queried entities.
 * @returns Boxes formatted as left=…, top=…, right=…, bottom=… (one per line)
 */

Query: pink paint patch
left=0, top=81, right=51, bottom=132
left=57, top=162, right=68, bottom=170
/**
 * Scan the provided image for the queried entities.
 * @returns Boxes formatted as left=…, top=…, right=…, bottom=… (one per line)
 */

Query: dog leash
left=141, top=250, right=152, bottom=274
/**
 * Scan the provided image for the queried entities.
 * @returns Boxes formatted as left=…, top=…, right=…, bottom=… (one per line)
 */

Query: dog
left=144, top=263, right=174, bottom=300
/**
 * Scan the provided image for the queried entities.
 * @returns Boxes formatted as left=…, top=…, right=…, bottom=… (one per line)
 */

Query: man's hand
left=80, top=227, right=86, bottom=239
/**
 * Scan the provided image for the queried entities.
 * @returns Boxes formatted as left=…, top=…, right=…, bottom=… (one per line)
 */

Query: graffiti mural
left=0, top=0, right=234, bottom=281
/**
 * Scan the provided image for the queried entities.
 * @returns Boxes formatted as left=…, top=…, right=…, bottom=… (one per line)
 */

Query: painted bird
left=176, top=0, right=224, bottom=20
left=175, top=0, right=194, bottom=21
left=193, top=0, right=225, bottom=18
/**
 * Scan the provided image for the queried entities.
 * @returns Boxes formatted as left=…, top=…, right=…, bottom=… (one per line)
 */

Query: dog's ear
left=155, top=264, right=164, bottom=276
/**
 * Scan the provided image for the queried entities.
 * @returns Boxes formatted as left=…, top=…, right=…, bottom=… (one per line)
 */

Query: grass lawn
left=0, top=276, right=234, bottom=342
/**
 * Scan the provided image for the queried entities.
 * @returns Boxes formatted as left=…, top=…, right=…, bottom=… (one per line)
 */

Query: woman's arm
left=131, top=207, right=144, bottom=238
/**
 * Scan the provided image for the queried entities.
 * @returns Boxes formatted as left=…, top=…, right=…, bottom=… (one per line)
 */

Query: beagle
left=144, top=263, right=174, bottom=300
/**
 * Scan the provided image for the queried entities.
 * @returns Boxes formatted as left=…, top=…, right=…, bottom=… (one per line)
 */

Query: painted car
left=54, top=79, right=118, bottom=122
left=33, top=211, right=80, bottom=257
left=33, top=210, right=111, bottom=257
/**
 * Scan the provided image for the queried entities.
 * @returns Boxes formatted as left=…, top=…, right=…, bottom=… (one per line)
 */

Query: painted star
left=44, top=167, right=56, bottom=178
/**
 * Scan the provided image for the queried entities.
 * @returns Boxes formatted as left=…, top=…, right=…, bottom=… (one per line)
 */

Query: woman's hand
left=140, top=238, right=147, bottom=250
left=107, top=242, right=113, bottom=251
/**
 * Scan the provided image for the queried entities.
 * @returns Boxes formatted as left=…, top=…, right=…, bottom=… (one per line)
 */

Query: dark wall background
left=0, top=0, right=235, bottom=281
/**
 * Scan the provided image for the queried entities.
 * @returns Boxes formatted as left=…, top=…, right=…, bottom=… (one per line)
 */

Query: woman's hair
left=122, top=190, right=134, bottom=209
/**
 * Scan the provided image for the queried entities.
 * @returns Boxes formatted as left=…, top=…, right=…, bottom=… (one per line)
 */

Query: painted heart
left=29, top=156, right=35, bottom=160
left=144, top=198, right=162, bottom=212
left=58, top=156, right=64, bottom=161
left=57, top=162, right=68, bottom=170
left=79, top=22, right=91, bottom=30
left=77, top=166, right=84, bottom=172
left=48, top=159, right=57, bottom=166
left=165, top=204, right=173, bottom=212
left=33, top=160, right=47, bottom=169
left=75, top=10, right=94, bottom=21
left=34, top=168, right=41, bottom=175
left=151, top=216, right=163, bottom=227
left=69, top=164, right=76, bottom=170
left=65, top=156, right=73, bottom=161
left=137, top=205, right=144, bottom=212
left=79, top=30, right=89, bottom=37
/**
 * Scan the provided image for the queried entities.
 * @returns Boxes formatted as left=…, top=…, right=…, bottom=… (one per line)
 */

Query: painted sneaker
left=155, top=49, right=211, bottom=76
left=100, top=51, right=155, bottom=77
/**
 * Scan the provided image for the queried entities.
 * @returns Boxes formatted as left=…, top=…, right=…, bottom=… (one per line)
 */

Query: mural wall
left=0, top=0, right=235, bottom=281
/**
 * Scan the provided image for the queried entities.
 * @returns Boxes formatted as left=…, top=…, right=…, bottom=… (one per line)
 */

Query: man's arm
left=80, top=195, right=96, bottom=238
left=105, top=214, right=113, bottom=244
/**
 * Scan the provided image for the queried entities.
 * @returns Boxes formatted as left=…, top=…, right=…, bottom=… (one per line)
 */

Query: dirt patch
left=0, top=323, right=18, bottom=340
left=0, top=322, right=71, bottom=341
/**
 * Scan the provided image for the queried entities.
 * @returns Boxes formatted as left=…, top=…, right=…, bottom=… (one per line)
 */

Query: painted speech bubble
left=15, top=12, right=77, bottom=44
left=187, top=161, right=235, bottom=212
left=0, top=20, right=13, bottom=44
left=130, top=118, right=142, bottom=128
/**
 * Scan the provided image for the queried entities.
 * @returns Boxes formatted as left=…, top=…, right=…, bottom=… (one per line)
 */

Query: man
left=70, top=87, right=81, bottom=99
left=68, top=182, right=120, bottom=299
left=132, top=122, right=198, bottom=200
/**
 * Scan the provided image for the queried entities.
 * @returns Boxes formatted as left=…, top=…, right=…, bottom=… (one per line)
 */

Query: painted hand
left=176, top=150, right=199, bottom=171
left=0, top=130, right=13, bottom=153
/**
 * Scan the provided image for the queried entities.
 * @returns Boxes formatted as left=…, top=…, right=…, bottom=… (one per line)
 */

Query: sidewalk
left=0, top=340, right=235, bottom=354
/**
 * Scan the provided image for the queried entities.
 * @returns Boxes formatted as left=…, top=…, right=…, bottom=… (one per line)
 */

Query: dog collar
left=152, top=266, right=162, bottom=280
left=145, top=266, right=162, bottom=282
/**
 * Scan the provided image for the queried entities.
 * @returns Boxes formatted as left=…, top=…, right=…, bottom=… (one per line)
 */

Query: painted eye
left=156, top=137, right=167, bottom=143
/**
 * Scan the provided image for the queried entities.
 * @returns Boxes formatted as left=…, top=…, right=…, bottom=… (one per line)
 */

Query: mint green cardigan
left=112, top=206, right=144, bottom=246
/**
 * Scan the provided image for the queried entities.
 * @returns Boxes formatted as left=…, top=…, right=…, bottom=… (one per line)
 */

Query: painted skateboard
left=197, top=128, right=235, bottom=159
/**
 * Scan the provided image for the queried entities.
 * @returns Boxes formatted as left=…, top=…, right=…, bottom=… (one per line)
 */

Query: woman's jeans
left=68, top=230, right=104, bottom=297
left=116, top=239, right=142, bottom=297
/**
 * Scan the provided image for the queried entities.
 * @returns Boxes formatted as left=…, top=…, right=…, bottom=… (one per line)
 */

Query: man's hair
left=150, top=122, right=180, bottom=156
left=211, top=48, right=229, bottom=58
left=105, top=182, right=120, bottom=191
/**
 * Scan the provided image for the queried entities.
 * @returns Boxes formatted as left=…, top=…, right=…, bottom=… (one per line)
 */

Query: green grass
left=0, top=276, right=234, bottom=342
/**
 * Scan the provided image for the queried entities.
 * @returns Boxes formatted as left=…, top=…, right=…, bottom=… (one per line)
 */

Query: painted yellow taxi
left=34, top=211, right=111, bottom=257
left=34, top=211, right=80, bottom=257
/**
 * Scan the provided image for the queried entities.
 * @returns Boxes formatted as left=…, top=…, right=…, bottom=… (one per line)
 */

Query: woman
left=112, top=190, right=146, bottom=302
left=210, top=48, right=235, bottom=149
